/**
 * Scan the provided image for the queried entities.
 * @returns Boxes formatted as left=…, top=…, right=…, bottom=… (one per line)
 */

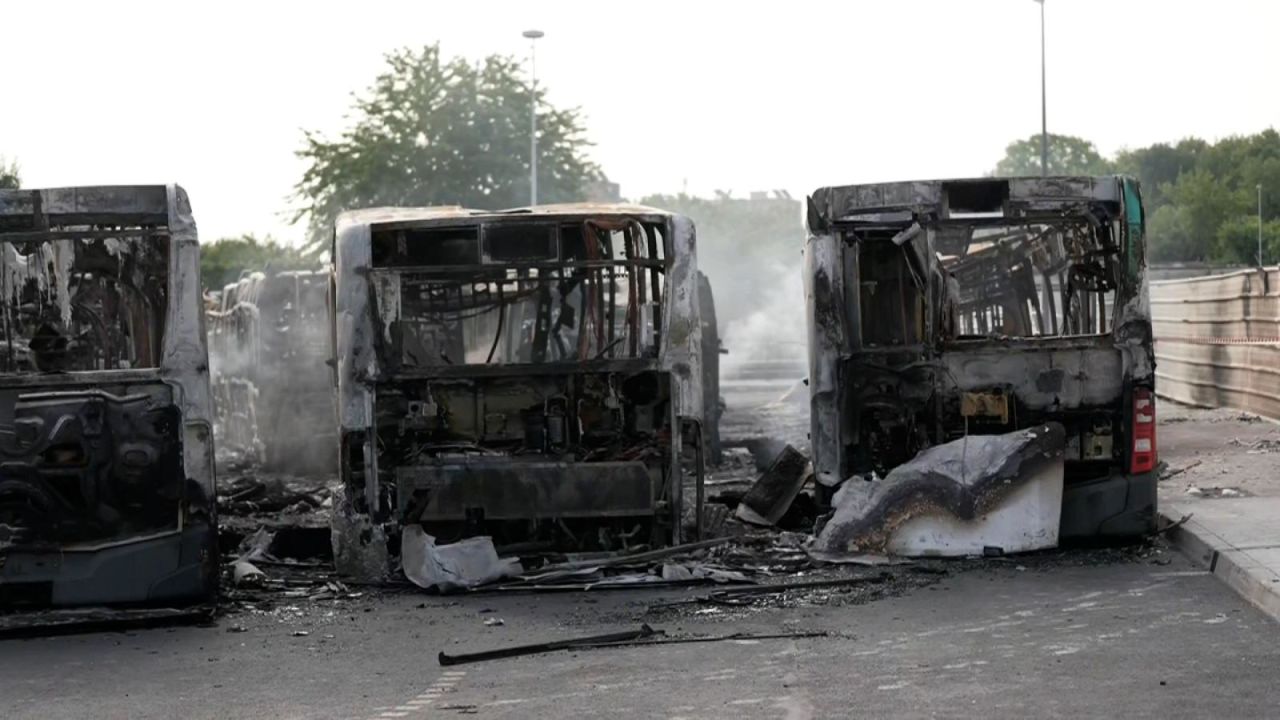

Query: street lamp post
left=1035, top=0, right=1047, bottom=176
left=523, top=29, right=544, bottom=206
left=1259, top=184, right=1265, bottom=267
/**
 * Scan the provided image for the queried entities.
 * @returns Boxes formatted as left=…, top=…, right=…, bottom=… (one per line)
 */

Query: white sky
left=3, top=0, right=1277, bottom=244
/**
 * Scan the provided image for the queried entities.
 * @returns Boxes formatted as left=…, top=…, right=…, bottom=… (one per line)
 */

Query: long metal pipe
left=523, top=30, right=544, bottom=205
left=1038, top=0, right=1048, bottom=176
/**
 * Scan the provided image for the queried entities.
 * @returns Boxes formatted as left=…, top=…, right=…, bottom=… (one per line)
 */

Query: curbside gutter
left=1160, top=508, right=1280, bottom=624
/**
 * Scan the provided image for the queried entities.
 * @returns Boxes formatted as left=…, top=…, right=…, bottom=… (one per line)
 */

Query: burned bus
left=0, top=186, right=217, bottom=606
left=804, top=176, right=1155, bottom=538
left=329, top=205, right=706, bottom=579
left=208, top=268, right=335, bottom=473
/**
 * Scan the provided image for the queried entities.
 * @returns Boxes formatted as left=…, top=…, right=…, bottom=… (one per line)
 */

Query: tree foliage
left=1124, top=129, right=1280, bottom=263
left=993, top=133, right=1111, bottom=177
left=0, top=157, right=19, bottom=189
left=200, top=235, right=316, bottom=293
left=994, top=128, right=1279, bottom=264
left=1211, top=215, right=1280, bottom=266
left=293, top=44, right=601, bottom=248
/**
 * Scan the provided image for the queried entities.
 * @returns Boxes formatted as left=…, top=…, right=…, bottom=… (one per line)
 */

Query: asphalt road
left=2, top=548, right=1276, bottom=719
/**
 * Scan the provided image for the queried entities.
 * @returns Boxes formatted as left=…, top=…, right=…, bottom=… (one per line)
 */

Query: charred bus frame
left=0, top=185, right=217, bottom=607
left=329, top=205, right=706, bottom=579
left=804, top=176, right=1156, bottom=538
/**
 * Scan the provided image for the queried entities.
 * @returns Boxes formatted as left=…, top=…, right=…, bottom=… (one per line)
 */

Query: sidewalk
left=1161, top=497, right=1280, bottom=622
left=1158, top=402, right=1280, bottom=622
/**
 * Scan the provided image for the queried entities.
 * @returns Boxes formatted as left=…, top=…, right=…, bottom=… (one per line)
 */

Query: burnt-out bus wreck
left=0, top=186, right=216, bottom=607
left=330, top=205, right=705, bottom=579
left=805, top=176, right=1156, bottom=539
left=208, top=269, right=335, bottom=473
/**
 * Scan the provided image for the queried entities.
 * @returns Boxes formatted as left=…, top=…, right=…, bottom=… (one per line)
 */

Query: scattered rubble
left=0, top=606, right=215, bottom=640
left=733, top=444, right=811, bottom=526
left=232, top=561, right=267, bottom=589
left=402, top=527, right=522, bottom=592
left=1228, top=437, right=1280, bottom=454
left=1184, top=485, right=1249, bottom=499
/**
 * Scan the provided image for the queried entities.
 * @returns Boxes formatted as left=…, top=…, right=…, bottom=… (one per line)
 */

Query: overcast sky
left=3, top=0, right=1277, bottom=244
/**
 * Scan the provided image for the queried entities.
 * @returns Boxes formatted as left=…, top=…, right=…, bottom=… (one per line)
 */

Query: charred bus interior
left=356, top=214, right=689, bottom=551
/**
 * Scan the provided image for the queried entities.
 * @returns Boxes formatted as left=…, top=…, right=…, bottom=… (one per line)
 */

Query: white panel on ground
left=886, top=459, right=1064, bottom=557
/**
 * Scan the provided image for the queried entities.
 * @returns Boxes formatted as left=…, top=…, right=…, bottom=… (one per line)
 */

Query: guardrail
left=1152, top=267, right=1280, bottom=419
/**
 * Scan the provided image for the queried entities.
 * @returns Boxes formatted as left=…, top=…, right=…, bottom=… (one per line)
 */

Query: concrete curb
left=1160, top=509, right=1280, bottom=623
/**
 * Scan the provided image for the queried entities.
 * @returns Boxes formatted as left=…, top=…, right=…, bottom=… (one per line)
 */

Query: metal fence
left=1152, top=267, right=1280, bottom=418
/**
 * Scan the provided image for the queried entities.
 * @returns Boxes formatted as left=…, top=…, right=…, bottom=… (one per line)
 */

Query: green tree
left=1147, top=169, right=1247, bottom=262
left=1112, top=138, right=1206, bottom=211
left=993, top=133, right=1112, bottom=177
left=293, top=44, right=601, bottom=248
left=995, top=128, right=1280, bottom=264
left=0, top=157, right=19, bottom=189
left=1211, top=215, right=1280, bottom=266
left=200, top=235, right=316, bottom=293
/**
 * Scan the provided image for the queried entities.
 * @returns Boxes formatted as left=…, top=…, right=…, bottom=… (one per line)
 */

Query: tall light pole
left=1035, top=0, right=1047, bottom=176
left=1259, top=184, right=1265, bottom=267
left=523, top=29, right=544, bottom=206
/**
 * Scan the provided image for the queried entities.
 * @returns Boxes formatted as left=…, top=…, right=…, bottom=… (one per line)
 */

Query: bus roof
left=336, top=202, right=677, bottom=232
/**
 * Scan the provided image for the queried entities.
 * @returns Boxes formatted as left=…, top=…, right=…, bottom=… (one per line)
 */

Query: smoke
left=207, top=272, right=337, bottom=475
left=718, top=264, right=807, bottom=374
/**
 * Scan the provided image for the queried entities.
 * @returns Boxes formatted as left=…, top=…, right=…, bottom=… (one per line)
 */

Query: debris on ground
left=1159, top=459, right=1202, bottom=481
left=1184, top=485, right=1249, bottom=499
left=402, top=526, right=522, bottom=593
left=1155, top=513, right=1194, bottom=535
left=585, top=629, right=829, bottom=648
left=704, top=447, right=759, bottom=487
left=733, top=444, right=811, bottom=527
left=439, top=624, right=660, bottom=665
left=0, top=606, right=215, bottom=640
left=810, top=424, right=1066, bottom=559
left=232, top=560, right=267, bottom=589
left=437, top=624, right=828, bottom=665
left=1227, top=437, right=1280, bottom=454
left=217, top=472, right=334, bottom=517
left=652, top=574, right=893, bottom=609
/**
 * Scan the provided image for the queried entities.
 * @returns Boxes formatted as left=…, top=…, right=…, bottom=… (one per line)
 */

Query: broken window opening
left=371, top=219, right=666, bottom=368
left=942, top=218, right=1119, bottom=340
left=848, top=233, right=925, bottom=347
left=0, top=233, right=169, bottom=375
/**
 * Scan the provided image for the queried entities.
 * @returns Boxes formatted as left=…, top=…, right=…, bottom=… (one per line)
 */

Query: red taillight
left=1131, top=387, right=1156, bottom=474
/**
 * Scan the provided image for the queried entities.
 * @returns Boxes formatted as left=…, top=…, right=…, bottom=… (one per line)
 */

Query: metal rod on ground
left=709, top=573, right=893, bottom=598
left=530, top=536, right=732, bottom=574
left=649, top=573, right=893, bottom=610
left=583, top=630, right=830, bottom=649
left=438, top=624, right=658, bottom=666
left=468, top=577, right=754, bottom=595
